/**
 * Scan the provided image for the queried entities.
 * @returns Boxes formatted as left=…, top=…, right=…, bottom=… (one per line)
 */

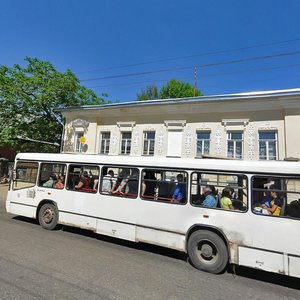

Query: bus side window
left=191, top=171, right=247, bottom=212
left=141, top=169, right=187, bottom=204
left=67, top=164, right=99, bottom=193
left=13, top=161, right=39, bottom=190
left=252, top=176, right=300, bottom=219
left=38, top=163, right=66, bottom=189
left=101, top=167, right=139, bottom=198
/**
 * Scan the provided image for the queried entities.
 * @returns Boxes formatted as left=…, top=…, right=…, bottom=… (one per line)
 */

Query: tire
left=38, top=203, right=59, bottom=230
left=187, top=230, right=228, bottom=274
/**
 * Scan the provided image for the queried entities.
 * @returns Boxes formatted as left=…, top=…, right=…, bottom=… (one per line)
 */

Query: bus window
left=38, top=163, right=66, bottom=189
left=100, top=167, right=139, bottom=198
left=141, top=169, right=188, bottom=204
left=252, top=176, right=300, bottom=219
left=13, top=161, right=38, bottom=190
left=191, top=172, right=247, bottom=211
left=66, top=164, right=99, bottom=193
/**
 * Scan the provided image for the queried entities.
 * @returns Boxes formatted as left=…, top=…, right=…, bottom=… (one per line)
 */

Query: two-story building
left=58, top=88, right=300, bottom=161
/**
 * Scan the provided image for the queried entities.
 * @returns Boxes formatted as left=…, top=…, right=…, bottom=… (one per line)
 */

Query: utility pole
left=194, top=66, right=198, bottom=97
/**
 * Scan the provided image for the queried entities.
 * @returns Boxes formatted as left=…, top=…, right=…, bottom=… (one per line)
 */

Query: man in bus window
left=171, top=174, right=186, bottom=203
left=101, top=170, right=115, bottom=193
left=201, top=186, right=217, bottom=208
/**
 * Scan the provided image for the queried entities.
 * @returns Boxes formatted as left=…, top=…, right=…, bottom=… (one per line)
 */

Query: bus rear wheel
left=38, top=203, right=59, bottom=230
left=187, top=230, right=228, bottom=274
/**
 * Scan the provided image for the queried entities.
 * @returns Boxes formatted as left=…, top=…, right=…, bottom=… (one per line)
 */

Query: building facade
left=59, top=89, right=300, bottom=161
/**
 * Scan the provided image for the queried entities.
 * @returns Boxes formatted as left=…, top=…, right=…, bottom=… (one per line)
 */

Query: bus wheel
left=187, top=230, right=228, bottom=274
left=38, top=203, right=59, bottom=230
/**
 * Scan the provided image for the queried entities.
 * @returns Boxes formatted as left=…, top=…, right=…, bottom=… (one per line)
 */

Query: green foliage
left=137, top=85, right=159, bottom=101
left=160, top=79, right=202, bottom=99
left=0, top=57, right=107, bottom=153
left=136, top=79, right=202, bottom=101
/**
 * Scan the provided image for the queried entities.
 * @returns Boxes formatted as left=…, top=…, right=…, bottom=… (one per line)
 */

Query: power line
left=87, top=76, right=192, bottom=89
left=86, top=63, right=300, bottom=89
left=76, top=38, right=300, bottom=74
left=81, top=50, right=300, bottom=82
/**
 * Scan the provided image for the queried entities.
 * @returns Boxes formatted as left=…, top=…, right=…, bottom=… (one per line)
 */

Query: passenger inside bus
left=43, top=174, right=57, bottom=188
left=141, top=171, right=157, bottom=199
left=126, top=169, right=139, bottom=196
left=112, top=169, right=130, bottom=194
left=54, top=175, right=65, bottom=189
left=171, top=174, right=186, bottom=203
left=261, top=186, right=282, bottom=216
left=220, top=188, right=233, bottom=210
left=201, top=185, right=217, bottom=208
left=75, top=172, right=91, bottom=190
left=100, top=170, right=115, bottom=193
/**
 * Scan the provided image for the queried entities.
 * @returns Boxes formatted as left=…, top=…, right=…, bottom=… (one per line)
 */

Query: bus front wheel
left=187, top=230, right=228, bottom=274
left=38, top=203, right=59, bottom=230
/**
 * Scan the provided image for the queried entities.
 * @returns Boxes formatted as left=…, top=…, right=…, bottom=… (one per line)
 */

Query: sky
left=1, top=0, right=300, bottom=102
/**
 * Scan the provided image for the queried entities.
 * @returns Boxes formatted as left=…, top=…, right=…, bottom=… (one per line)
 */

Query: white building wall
left=61, top=91, right=300, bottom=161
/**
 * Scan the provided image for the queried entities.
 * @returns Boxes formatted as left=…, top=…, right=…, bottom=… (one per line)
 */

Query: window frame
left=38, top=162, right=66, bottom=189
left=190, top=170, right=248, bottom=213
left=120, top=132, right=132, bottom=155
left=143, top=131, right=155, bottom=156
left=227, top=131, right=243, bottom=159
left=66, top=164, right=99, bottom=193
left=12, top=161, right=39, bottom=190
left=74, top=132, right=84, bottom=153
left=99, top=166, right=140, bottom=199
left=251, top=174, right=300, bottom=219
left=196, top=131, right=211, bottom=156
left=99, top=132, right=111, bottom=155
left=258, top=131, right=278, bottom=160
left=140, top=168, right=188, bottom=205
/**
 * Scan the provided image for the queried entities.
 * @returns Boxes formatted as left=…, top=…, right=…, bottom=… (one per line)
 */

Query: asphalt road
left=0, top=184, right=300, bottom=300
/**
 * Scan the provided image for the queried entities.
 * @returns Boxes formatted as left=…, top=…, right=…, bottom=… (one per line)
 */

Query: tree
left=136, top=85, right=159, bottom=101
left=0, top=57, right=107, bottom=153
left=160, top=79, right=201, bottom=99
left=136, top=79, right=202, bottom=101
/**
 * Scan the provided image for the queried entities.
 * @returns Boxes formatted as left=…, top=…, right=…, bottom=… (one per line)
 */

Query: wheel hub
left=43, top=208, right=54, bottom=224
left=201, top=244, right=213, bottom=258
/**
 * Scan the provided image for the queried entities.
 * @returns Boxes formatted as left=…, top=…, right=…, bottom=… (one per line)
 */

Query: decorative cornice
left=117, top=121, right=136, bottom=128
left=221, top=119, right=249, bottom=127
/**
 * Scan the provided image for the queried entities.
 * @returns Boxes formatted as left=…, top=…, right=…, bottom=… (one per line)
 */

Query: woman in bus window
left=220, top=188, right=233, bottom=210
left=261, top=186, right=282, bottom=216
left=43, top=174, right=56, bottom=188
left=55, top=175, right=65, bottom=189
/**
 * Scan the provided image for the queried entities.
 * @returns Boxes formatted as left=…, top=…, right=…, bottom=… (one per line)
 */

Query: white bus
left=6, top=153, right=300, bottom=277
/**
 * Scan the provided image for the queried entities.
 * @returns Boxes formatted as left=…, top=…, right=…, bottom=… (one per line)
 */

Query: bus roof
left=15, top=152, right=300, bottom=175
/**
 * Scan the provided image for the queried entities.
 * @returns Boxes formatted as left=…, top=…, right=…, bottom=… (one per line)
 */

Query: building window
left=120, top=132, right=132, bottom=155
left=259, top=132, right=277, bottom=160
left=196, top=131, right=211, bottom=156
left=74, top=132, right=84, bottom=152
left=143, top=131, right=155, bottom=155
left=99, top=132, right=110, bottom=154
left=227, top=131, right=243, bottom=159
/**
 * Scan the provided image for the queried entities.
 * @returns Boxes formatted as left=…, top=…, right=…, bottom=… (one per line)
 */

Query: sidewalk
left=0, top=184, right=9, bottom=201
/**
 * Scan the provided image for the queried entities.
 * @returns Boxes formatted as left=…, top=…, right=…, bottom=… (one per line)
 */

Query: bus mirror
left=12, top=170, right=16, bottom=181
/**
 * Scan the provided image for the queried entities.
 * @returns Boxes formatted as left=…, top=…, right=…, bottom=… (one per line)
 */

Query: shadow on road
left=227, top=265, right=300, bottom=290
left=11, top=215, right=300, bottom=290
left=62, top=224, right=187, bottom=262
